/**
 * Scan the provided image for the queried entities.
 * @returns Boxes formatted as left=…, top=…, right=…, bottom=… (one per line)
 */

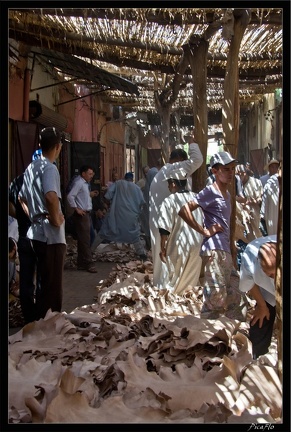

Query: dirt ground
left=9, top=236, right=117, bottom=335
left=61, top=260, right=115, bottom=314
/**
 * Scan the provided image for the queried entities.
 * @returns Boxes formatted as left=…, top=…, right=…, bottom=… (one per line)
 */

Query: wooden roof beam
left=9, top=8, right=283, bottom=26
left=9, top=19, right=282, bottom=61
left=9, top=29, right=282, bottom=81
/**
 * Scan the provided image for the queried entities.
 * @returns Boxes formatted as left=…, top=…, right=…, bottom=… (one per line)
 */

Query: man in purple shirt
left=179, top=151, right=247, bottom=321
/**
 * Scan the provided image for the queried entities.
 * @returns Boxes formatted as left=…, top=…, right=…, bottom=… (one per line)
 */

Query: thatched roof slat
left=8, top=7, right=284, bottom=113
left=10, top=8, right=283, bottom=26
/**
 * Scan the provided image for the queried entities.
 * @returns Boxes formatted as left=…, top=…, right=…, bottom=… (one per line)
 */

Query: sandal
left=87, top=266, right=98, bottom=273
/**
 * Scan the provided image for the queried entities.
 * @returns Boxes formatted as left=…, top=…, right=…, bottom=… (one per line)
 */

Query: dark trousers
left=72, top=212, right=93, bottom=268
left=18, top=236, right=38, bottom=324
left=249, top=301, right=276, bottom=359
left=32, top=240, right=66, bottom=320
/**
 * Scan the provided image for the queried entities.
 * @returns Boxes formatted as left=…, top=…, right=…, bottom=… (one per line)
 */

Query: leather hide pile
left=8, top=251, right=281, bottom=424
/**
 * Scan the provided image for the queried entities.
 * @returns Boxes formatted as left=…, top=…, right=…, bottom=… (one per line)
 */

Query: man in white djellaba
left=260, top=166, right=281, bottom=236
left=157, top=167, right=203, bottom=295
left=149, top=135, right=203, bottom=289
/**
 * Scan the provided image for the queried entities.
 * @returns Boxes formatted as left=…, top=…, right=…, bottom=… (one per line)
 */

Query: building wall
left=10, top=44, right=281, bottom=189
left=29, top=58, right=58, bottom=110
left=101, top=119, right=126, bottom=185
left=8, top=44, right=131, bottom=189
left=9, top=65, right=25, bottom=121
left=244, top=92, right=282, bottom=176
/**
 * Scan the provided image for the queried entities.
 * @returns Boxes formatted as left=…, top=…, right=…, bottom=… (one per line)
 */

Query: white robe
left=242, top=176, right=263, bottom=241
left=149, top=143, right=203, bottom=289
left=158, top=191, right=203, bottom=294
left=99, top=180, right=145, bottom=244
left=260, top=174, right=279, bottom=236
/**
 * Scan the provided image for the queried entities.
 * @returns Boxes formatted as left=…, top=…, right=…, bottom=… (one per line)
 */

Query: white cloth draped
left=149, top=143, right=203, bottom=289
left=158, top=191, right=203, bottom=295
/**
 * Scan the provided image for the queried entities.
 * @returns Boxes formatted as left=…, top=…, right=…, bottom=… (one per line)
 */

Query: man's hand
left=250, top=303, right=270, bottom=328
left=75, top=208, right=86, bottom=216
left=47, top=212, right=65, bottom=227
left=90, top=190, right=99, bottom=198
left=45, top=191, right=65, bottom=227
left=204, top=223, right=223, bottom=237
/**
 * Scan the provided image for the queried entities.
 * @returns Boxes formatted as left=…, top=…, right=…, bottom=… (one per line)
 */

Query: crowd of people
left=8, top=126, right=281, bottom=360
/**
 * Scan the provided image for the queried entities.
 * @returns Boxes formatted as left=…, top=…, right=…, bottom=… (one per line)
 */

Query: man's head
left=156, top=158, right=163, bottom=169
left=94, top=203, right=107, bottom=218
left=210, top=151, right=238, bottom=185
left=164, top=167, right=188, bottom=193
left=124, top=172, right=134, bottom=181
left=80, top=165, right=95, bottom=183
left=235, top=164, right=249, bottom=184
left=166, top=178, right=187, bottom=193
left=245, top=162, right=254, bottom=176
left=169, top=148, right=188, bottom=164
left=142, top=165, right=150, bottom=177
left=267, top=159, right=280, bottom=176
left=39, top=127, right=62, bottom=153
left=258, top=242, right=277, bottom=279
left=111, top=171, right=119, bottom=182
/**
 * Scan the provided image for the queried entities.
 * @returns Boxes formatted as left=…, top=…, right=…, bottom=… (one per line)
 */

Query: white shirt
left=67, top=175, right=92, bottom=211
left=260, top=174, right=279, bottom=235
left=239, top=235, right=277, bottom=306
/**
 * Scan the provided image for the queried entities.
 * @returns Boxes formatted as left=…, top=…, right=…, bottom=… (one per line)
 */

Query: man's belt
left=32, top=213, right=49, bottom=222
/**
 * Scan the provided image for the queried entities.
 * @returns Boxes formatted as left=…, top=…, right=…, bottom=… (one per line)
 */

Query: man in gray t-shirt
left=19, top=127, right=66, bottom=320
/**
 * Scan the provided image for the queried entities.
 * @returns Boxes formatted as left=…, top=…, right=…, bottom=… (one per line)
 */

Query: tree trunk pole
left=188, top=38, right=209, bottom=193
left=276, top=168, right=282, bottom=385
left=222, top=10, right=250, bottom=263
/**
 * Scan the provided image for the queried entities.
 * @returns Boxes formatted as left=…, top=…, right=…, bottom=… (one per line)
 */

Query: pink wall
left=8, top=52, right=139, bottom=187
left=72, top=97, right=93, bottom=142
left=58, top=85, right=76, bottom=135
left=8, top=76, right=24, bottom=121
left=59, top=83, right=99, bottom=140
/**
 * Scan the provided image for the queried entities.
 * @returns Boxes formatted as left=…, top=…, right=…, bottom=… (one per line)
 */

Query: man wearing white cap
left=179, top=151, right=247, bottom=321
left=260, top=159, right=280, bottom=187
left=157, top=167, right=203, bottom=295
